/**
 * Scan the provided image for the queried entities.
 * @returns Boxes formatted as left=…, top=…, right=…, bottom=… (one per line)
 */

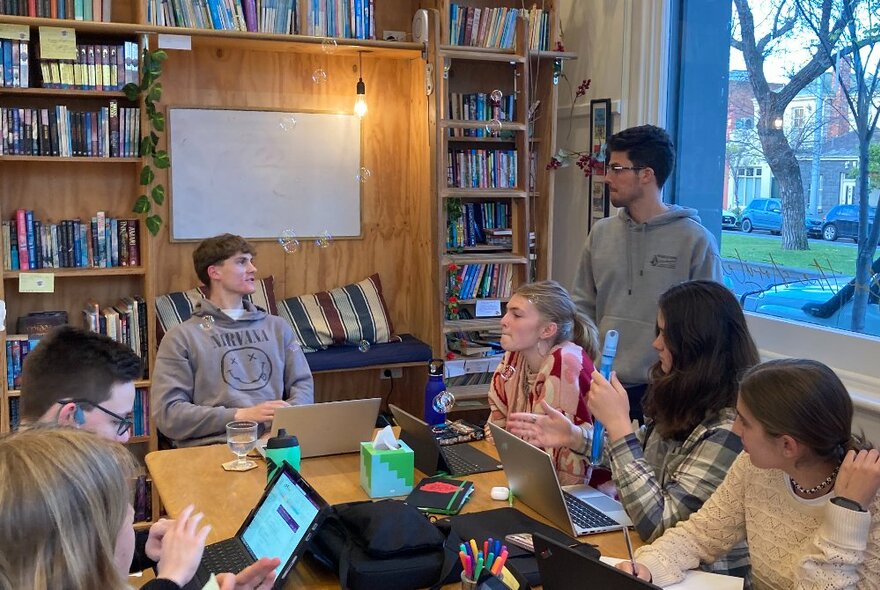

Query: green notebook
left=404, top=476, right=475, bottom=515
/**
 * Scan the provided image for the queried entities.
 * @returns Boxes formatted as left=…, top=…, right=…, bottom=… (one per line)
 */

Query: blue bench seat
left=306, top=334, right=432, bottom=373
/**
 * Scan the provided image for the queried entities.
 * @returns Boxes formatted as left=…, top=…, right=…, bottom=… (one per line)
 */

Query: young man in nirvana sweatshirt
left=572, top=125, right=722, bottom=422
left=153, top=233, right=314, bottom=447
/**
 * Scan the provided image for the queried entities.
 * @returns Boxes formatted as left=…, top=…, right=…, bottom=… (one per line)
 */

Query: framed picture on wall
left=588, top=98, right=612, bottom=232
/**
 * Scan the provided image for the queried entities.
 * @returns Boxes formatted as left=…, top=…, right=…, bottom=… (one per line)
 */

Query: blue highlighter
left=590, top=329, right=619, bottom=466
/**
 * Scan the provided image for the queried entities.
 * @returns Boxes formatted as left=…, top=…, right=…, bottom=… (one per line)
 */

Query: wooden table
left=146, top=439, right=642, bottom=589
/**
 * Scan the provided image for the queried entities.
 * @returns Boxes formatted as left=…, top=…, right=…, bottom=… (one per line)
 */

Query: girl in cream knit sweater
left=625, top=359, right=880, bottom=589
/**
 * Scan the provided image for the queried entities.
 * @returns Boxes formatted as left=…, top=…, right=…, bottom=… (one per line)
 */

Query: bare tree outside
left=795, top=0, right=880, bottom=331
left=731, top=0, right=868, bottom=250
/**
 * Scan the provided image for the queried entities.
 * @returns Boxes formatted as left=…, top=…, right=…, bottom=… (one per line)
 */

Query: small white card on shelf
left=475, top=299, right=502, bottom=317
left=158, top=34, right=192, bottom=51
left=19, top=273, right=54, bottom=294
left=38, top=27, right=77, bottom=60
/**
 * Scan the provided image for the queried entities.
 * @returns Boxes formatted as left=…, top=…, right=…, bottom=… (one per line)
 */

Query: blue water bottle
left=424, top=359, right=447, bottom=425
left=590, top=330, right=619, bottom=465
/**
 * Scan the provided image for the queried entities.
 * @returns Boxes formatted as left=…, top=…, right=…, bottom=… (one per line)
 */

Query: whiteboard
left=168, top=108, right=362, bottom=241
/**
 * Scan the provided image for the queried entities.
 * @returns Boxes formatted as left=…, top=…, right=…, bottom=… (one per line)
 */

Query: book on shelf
left=2, top=213, right=140, bottom=270
left=0, top=40, right=29, bottom=89
left=447, top=263, right=513, bottom=300
left=145, top=0, right=376, bottom=39
left=9, top=397, right=20, bottom=431
left=0, top=103, right=140, bottom=158
left=36, top=41, right=138, bottom=91
left=447, top=148, right=518, bottom=189
left=132, top=386, right=150, bottom=437
left=132, top=473, right=153, bottom=522
left=446, top=336, right=496, bottom=358
left=82, top=296, right=148, bottom=379
left=447, top=4, right=551, bottom=50
left=446, top=93, right=517, bottom=138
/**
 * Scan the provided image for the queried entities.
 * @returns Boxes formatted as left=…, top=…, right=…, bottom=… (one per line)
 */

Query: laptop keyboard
left=201, top=539, right=252, bottom=575
left=563, top=492, right=619, bottom=530
left=441, top=446, right=485, bottom=475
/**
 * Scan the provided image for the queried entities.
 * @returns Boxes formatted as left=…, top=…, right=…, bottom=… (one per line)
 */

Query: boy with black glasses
left=572, top=125, right=722, bottom=422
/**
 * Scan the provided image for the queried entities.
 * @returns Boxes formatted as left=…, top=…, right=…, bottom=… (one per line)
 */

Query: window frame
left=663, top=0, right=880, bottom=414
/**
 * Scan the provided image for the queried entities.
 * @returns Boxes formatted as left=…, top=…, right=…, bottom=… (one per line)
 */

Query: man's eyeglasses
left=57, top=399, right=133, bottom=436
left=607, top=164, right=647, bottom=174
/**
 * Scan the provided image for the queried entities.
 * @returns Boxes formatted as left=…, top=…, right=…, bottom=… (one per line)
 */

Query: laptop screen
left=240, top=468, right=323, bottom=576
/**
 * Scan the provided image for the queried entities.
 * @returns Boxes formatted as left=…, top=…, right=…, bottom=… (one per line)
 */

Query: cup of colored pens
left=459, top=537, right=510, bottom=588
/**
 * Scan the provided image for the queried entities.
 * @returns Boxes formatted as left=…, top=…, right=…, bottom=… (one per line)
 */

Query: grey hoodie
left=152, top=298, right=314, bottom=447
left=572, top=205, right=722, bottom=385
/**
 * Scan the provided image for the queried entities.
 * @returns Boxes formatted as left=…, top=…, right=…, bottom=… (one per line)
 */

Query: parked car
left=740, top=272, right=880, bottom=338
left=721, top=209, right=739, bottom=230
left=739, top=198, right=823, bottom=237
left=821, top=204, right=878, bottom=242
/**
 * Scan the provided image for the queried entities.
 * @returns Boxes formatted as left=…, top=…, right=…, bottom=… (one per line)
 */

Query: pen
left=622, top=525, right=637, bottom=575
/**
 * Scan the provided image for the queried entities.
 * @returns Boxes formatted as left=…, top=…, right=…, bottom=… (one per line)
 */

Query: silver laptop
left=488, top=422, right=631, bottom=536
left=268, top=398, right=382, bottom=458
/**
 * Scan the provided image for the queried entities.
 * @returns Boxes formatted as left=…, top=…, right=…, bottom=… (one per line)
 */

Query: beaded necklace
left=790, top=464, right=840, bottom=496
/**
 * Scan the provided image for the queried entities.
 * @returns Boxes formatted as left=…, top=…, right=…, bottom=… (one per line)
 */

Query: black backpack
left=308, top=501, right=595, bottom=590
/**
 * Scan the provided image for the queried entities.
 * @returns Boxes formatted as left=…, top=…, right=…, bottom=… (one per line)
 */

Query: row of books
left=448, top=5, right=551, bottom=51
left=83, top=296, right=150, bottom=379
left=447, top=201, right=513, bottom=249
left=449, top=263, right=515, bottom=301
left=447, top=149, right=518, bottom=189
left=146, top=0, right=376, bottom=38
left=132, top=387, right=150, bottom=437
left=0, top=40, right=29, bottom=88
left=2, top=212, right=141, bottom=270
left=0, top=103, right=140, bottom=158
left=0, top=0, right=112, bottom=20
left=446, top=93, right=516, bottom=138
left=39, top=42, right=141, bottom=91
left=5, top=333, right=40, bottom=390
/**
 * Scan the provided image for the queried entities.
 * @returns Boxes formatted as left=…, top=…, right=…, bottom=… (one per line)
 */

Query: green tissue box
left=360, top=440, right=414, bottom=498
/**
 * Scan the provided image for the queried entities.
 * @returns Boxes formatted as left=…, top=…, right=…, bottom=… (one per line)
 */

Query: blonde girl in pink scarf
left=486, top=280, right=599, bottom=485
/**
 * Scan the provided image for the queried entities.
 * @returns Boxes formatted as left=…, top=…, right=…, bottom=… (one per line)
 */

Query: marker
left=591, top=330, right=619, bottom=465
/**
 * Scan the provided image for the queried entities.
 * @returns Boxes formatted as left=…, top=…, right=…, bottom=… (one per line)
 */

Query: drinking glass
left=226, top=420, right=258, bottom=469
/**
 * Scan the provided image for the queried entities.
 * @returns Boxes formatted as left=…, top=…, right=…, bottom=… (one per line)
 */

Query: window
left=791, top=106, right=806, bottom=129
left=667, top=0, right=880, bottom=417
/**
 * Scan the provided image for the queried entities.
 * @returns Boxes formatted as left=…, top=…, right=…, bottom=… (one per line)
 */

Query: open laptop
left=389, top=404, right=502, bottom=477
left=488, top=422, right=631, bottom=536
left=184, top=462, right=329, bottom=590
left=534, top=533, right=661, bottom=589
left=268, top=398, right=382, bottom=458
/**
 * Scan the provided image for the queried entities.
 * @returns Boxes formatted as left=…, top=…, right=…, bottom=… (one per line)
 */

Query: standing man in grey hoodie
left=572, top=125, right=722, bottom=422
left=153, top=233, right=314, bottom=447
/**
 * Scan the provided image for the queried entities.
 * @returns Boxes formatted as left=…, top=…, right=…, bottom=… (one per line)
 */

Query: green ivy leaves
left=126, top=48, right=168, bottom=236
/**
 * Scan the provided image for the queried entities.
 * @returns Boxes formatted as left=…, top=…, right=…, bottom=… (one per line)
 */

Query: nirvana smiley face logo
left=221, top=347, right=273, bottom=391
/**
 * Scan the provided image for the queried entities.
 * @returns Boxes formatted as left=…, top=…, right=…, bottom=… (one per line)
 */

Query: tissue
left=372, top=425, right=400, bottom=450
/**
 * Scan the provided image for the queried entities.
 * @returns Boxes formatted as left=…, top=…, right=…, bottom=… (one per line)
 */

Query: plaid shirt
left=578, top=408, right=752, bottom=585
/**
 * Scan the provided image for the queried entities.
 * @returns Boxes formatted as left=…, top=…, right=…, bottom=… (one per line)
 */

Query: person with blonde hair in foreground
left=620, top=359, right=880, bottom=589
left=0, top=427, right=278, bottom=590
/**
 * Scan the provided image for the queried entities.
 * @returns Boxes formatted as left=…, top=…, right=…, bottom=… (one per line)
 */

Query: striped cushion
left=155, top=276, right=278, bottom=343
left=278, top=274, right=399, bottom=353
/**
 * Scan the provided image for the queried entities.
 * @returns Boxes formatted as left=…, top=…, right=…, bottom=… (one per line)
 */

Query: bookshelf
left=0, top=5, right=155, bottom=527
left=1, top=0, right=437, bottom=519
left=424, top=1, right=573, bottom=414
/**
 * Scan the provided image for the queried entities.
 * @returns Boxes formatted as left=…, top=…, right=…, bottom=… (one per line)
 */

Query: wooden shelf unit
left=424, top=1, right=568, bottom=414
